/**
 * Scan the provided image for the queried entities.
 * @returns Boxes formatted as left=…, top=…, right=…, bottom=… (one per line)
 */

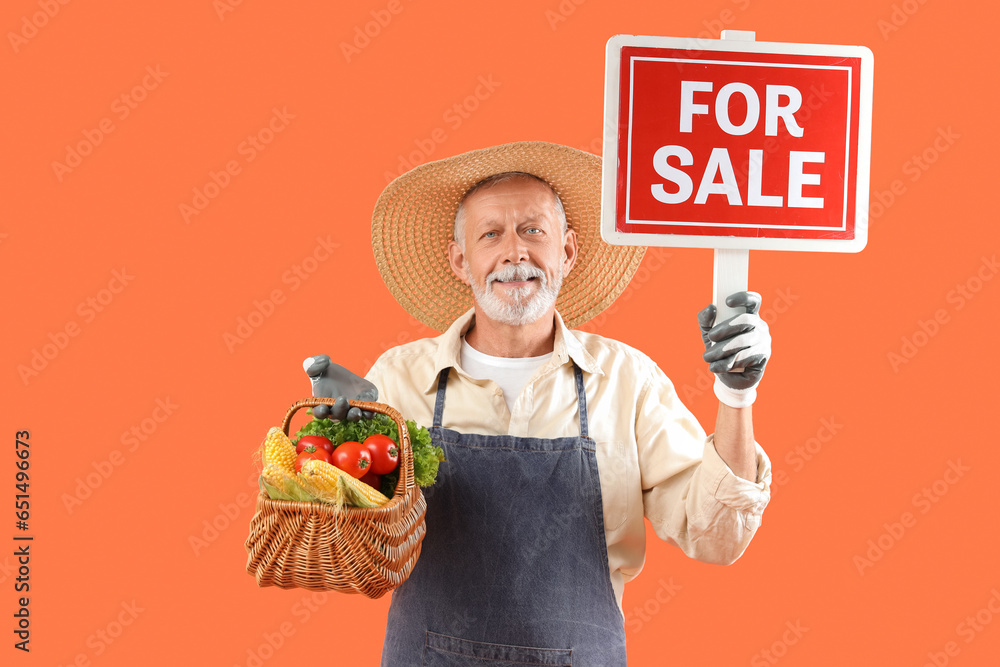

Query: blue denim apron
left=381, top=364, right=627, bottom=666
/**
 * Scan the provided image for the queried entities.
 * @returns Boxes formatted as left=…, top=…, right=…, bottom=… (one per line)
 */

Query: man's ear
left=562, top=227, right=579, bottom=277
left=448, top=240, right=470, bottom=285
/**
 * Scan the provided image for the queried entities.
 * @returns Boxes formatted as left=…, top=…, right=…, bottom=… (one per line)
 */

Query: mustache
left=486, top=264, right=545, bottom=285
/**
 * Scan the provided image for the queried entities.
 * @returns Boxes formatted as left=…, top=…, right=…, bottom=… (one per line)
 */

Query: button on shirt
left=364, top=308, right=772, bottom=615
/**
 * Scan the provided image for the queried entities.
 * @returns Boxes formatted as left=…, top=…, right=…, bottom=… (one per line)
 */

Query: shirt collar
left=423, top=308, right=475, bottom=394
left=423, top=308, right=603, bottom=394
left=553, top=310, right=603, bottom=377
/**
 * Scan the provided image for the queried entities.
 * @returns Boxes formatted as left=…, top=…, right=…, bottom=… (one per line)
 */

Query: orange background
left=2, top=1, right=998, bottom=665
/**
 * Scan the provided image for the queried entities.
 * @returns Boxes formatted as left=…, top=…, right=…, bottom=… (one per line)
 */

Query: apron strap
left=432, top=367, right=450, bottom=429
left=432, top=363, right=589, bottom=437
left=573, top=363, right=589, bottom=439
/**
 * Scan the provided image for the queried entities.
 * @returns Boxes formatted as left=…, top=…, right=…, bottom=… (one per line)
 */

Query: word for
left=653, top=82, right=823, bottom=208
left=887, top=254, right=996, bottom=372
left=854, top=459, right=970, bottom=575
left=17, top=268, right=134, bottom=385
left=179, top=107, right=295, bottom=223
left=8, top=0, right=72, bottom=53
left=52, top=66, right=169, bottom=181
left=383, top=75, right=502, bottom=183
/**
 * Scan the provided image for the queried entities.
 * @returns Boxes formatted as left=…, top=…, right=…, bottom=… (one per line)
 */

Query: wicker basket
left=244, top=398, right=426, bottom=598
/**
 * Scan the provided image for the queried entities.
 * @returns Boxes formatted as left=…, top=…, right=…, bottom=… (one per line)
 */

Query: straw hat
left=371, top=141, right=646, bottom=332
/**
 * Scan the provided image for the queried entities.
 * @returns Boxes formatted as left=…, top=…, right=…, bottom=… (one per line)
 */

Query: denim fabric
left=381, top=365, right=627, bottom=666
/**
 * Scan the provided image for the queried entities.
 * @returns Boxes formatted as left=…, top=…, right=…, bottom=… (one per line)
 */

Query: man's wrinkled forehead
left=459, top=171, right=556, bottom=204
left=461, top=179, right=560, bottom=227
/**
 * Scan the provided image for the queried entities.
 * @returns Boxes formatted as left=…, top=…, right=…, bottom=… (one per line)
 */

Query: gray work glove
left=697, top=291, right=771, bottom=408
left=302, top=355, right=378, bottom=420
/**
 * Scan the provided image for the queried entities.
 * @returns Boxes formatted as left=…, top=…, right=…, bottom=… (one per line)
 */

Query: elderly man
left=332, top=142, right=770, bottom=665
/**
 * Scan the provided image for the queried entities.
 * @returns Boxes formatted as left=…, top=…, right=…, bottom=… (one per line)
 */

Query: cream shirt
left=365, top=308, right=772, bottom=616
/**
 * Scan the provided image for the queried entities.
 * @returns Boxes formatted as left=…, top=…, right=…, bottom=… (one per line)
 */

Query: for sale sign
left=601, top=34, right=874, bottom=252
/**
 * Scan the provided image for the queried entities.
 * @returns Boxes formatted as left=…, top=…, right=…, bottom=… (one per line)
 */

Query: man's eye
left=484, top=231, right=497, bottom=238
left=526, top=227, right=541, bottom=234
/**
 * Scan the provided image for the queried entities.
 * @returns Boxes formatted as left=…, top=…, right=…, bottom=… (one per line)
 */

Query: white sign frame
left=601, top=33, right=874, bottom=253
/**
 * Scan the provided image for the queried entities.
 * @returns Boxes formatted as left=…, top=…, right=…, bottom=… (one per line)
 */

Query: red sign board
left=602, top=35, right=873, bottom=252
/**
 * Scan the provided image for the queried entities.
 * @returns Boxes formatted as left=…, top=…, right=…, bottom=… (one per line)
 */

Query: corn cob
left=261, top=463, right=315, bottom=502
left=296, top=468, right=346, bottom=508
left=299, top=459, right=389, bottom=509
left=261, top=463, right=286, bottom=489
left=260, top=463, right=294, bottom=501
left=261, top=427, right=297, bottom=474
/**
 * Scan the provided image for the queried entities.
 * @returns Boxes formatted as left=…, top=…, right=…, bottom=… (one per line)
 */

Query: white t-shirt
left=460, top=338, right=552, bottom=413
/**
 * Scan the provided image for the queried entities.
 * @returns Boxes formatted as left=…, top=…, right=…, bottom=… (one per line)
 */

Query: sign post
left=601, top=31, right=874, bottom=324
left=713, top=31, right=754, bottom=325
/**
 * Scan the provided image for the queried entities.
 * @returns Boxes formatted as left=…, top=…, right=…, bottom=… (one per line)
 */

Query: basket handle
left=280, top=398, right=416, bottom=497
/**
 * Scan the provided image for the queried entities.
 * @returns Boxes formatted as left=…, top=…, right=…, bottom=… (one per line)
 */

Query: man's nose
left=500, top=231, right=528, bottom=263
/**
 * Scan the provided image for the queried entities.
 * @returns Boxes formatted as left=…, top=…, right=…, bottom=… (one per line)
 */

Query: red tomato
left=359, top=470, right=382, bottom=492
left=294, top=445, right=332, bottom=473
left=331, top=441, right=372, bottom=479
left=296, top=435, right=333, bottom=454
left=363, top=434, right=399, bottom=475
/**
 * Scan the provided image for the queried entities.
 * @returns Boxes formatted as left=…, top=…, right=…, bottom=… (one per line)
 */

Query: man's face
left=448, top=177, right=578, bottom=326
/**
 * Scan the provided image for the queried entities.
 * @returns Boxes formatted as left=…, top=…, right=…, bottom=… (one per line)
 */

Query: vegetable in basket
left=330, top=441, right=372, bottom=479
left=294, top=411, right=443, bottom=498
left=363, top=434, right=399, bottom=475
left=299, top=459, right=389, bottom=509
left=258, top=427, right=389, bottom=507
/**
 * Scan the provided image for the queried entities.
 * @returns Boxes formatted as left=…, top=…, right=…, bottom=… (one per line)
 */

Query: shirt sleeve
left=364, top=357, right=389, bottom=407
left=637, top=364, right=772, bottom=565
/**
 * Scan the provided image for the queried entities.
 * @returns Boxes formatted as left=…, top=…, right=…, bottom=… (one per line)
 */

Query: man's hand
left=302, top=355, right=379, bottom=419
left=697, top=291, right=771, bottom=409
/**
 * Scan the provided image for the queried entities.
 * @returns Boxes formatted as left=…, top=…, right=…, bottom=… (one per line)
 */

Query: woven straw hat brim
left=371, top=141, right=646, bottom=332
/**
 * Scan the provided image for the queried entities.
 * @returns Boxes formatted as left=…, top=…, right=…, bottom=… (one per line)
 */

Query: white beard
left=469, top=262, right=562, bottom=326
